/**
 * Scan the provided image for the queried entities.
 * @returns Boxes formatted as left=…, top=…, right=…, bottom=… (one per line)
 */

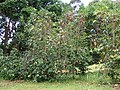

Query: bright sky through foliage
left=61, top=0, right=94, bottom=6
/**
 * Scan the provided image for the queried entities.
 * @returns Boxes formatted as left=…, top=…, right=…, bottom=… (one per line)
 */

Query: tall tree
left=0, top=0, right=66, bottom=54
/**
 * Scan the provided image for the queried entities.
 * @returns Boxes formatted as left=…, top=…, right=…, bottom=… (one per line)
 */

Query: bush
left=0, top=49, right=3, bottom=76
left=0, top=45, right=91, bottom=82
left=0, top=49, right=58, bottom=81
left=0, top=10, right=92, bottom=82
left=0, top=49, right=23, bottom=80
left=107, top=55, right=120, bottom=83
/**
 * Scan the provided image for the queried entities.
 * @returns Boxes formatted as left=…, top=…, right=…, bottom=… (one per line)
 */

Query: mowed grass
left=0, top=79, right=113, bottom=90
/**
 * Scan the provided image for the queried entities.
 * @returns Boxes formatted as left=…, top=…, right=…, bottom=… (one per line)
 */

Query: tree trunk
left=3, top=19, right=10, bottom=54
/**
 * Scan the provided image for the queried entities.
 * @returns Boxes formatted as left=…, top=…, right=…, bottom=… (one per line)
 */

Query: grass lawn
left=0, top=79, right=113, bottom=90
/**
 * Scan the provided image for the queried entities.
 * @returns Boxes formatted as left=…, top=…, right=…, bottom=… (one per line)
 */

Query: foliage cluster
left=80, top=0, right=120, bottom=82
left=0, top=9, right=91, bottom=81
left=0, top=0, right=120, bottom=83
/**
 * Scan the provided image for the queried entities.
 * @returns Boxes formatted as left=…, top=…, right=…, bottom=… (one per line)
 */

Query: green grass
left=0, top=72, right=113, bottom=90
left=0, top=79, right=113, bottom=90
left=79, top=72, right=111, bottom=84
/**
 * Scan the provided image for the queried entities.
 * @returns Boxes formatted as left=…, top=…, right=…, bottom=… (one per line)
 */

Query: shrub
left=0, top=45, right=91, bottom=82
left=0, top=49, right=3, bottom=76
left=0, top=49, right=23, bottom=80
left=0, top=10, right=92, bottom=82
left=0, top=49, right=57, bottom=81
left=107, top=55, right=120, bottom=83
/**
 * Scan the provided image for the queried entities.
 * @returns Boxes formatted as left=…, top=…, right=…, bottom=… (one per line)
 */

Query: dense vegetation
left=0, top=0, right=120, bottom=83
